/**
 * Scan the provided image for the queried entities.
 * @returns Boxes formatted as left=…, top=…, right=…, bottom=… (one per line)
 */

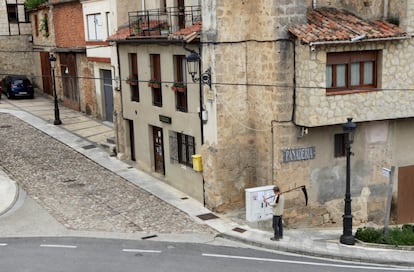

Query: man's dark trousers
left=272, top=215, right=283, bottom=239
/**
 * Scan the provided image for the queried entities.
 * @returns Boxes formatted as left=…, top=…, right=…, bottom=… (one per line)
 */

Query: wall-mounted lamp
left=186, top=51, right=211, bottom=89
left=61, top=65, right=69, bottom=74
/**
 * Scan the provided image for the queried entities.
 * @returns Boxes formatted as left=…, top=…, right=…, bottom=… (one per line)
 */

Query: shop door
left=397, top=165, right=414, bottom=224
left=152, top=126, right=165, bottom=175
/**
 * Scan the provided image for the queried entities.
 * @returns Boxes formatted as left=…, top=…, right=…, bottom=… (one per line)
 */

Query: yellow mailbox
left=192, top=154, right=202, bottom=172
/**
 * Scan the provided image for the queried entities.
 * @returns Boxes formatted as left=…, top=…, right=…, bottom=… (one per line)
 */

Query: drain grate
left=232, top=227, right=247, bottom=233
left=180, top=197, right=189, bottom=200
left=82, top=144, right=96, bottom=150
left=197, top=213, right=219, bottom=221
left=141, top=235, right=158, bottom=240
left=0, top=125, right=12, bottom=129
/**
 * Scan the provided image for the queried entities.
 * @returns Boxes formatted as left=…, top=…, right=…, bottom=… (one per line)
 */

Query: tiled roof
left=107, top=26, right=130, bottom=42
left=289, top=7, right=408, bottom=44
left=107, top=21, right=202, bottom=42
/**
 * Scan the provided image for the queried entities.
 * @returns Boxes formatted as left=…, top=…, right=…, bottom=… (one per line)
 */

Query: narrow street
left=0, top=112, right=214, bottom=236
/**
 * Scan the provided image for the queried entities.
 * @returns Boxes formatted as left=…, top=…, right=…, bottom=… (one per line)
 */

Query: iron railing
left=128, top=6, right=201, bottom=37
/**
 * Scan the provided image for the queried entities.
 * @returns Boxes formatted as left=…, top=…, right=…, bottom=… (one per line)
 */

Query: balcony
left=128, top=6, right=201, bottom=37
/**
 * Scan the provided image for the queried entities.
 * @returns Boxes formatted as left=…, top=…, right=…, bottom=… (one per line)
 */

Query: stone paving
left=0, top=113, right=214, bottom=235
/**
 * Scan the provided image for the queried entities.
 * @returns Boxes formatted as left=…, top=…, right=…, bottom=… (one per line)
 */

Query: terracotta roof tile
left=289, top=7, right=407, bottom=44
left=107, top=26, right=130, bottom=41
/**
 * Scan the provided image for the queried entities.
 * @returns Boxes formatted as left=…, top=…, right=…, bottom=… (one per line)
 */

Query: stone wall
left=202, top=0, right=307, bottom=212
left=294, top=39, right=414, bottom=127
left=0, top=36, right=34, bottom=78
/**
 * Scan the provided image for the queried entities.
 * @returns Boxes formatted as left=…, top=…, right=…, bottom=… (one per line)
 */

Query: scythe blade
left=301, top=185, right=308, bottom=206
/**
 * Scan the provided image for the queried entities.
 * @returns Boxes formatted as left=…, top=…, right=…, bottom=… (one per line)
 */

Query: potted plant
left=126, top=74, right=138, bottom=85
left=171, top=82, right=186, bottom=92
left=148, top=78, right=161, bottom=88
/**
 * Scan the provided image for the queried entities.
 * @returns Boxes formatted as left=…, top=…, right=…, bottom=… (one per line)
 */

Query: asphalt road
left=0, top=237, right=411, bottom=272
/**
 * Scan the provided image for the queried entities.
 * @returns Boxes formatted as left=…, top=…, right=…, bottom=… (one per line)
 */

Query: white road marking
left=122, top=249, right=162, bottom=254
left=40, top=244, right=77, bottom=249
left=202, top=253, right=413, bottom=271
left=0, top=243, right=7, bottom=246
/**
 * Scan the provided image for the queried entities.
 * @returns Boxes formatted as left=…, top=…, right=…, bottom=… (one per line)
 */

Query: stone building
left=0, top=0, right=33, bottom=79
left=111, top=0, right=414, bottom=228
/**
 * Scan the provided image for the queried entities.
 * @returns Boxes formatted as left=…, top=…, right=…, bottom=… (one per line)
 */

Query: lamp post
left=186, top=50, right=212, bottom=145
left=340, top=117, right=357, bottom=245
left=48, top=54, right=62, bottom=125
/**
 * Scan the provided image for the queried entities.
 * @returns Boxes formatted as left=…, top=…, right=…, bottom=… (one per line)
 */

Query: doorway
left=40, top=52, right=53, bottom=95
left=101, top=69, right=113, bottom=122
left=152, top=126, right=165, bottom=175
left=397, top=165, right=414, bottom=224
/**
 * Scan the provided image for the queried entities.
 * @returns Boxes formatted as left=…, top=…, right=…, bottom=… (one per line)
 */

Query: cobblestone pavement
left=0, top=113, right=214, bottom=235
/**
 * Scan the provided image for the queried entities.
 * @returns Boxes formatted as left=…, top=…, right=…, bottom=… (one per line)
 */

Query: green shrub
left=355, top=227, right=383, bottom=243
left=24, top=0, right=47, bottom=10
left=355, top=225, right=414, bottom=246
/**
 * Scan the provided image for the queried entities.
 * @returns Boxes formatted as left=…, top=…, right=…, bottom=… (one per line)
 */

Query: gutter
left=309, top=35, right=410, bottom=46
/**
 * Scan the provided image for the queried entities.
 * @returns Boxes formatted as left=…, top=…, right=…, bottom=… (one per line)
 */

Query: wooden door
left=59, top=53, right=80, bottom=111
left=152, top=126, right=165, bottom=175
left=397, top=165, right=414, bottom=224
left=40, top=52, right=53, bottom=95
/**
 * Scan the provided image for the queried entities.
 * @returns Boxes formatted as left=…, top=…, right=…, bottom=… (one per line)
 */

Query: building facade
left=0, top=0, right=33, bottom=79
left=111, top=0, right=414, bottom=228
left=111, top=1, right=206, bottom=203
left=200, top=0, right=414, bottom=227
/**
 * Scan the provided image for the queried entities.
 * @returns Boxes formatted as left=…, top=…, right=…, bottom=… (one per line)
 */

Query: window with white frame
left=87, top=13, right=103, bottom=40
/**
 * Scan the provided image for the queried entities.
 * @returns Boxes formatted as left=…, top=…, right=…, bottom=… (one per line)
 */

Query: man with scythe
left=264, top=186, right=285, bottom=241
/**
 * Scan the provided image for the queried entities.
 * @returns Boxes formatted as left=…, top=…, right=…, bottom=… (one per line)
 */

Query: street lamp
left=186, top=51, right=211, bottom=89
left=48, top=54, right=62, bottom=125
left=340, top=117, right=357, bottom=245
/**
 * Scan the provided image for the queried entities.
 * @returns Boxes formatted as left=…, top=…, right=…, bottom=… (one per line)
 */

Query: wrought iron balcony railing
left=128, top=6, right=201, bottom=37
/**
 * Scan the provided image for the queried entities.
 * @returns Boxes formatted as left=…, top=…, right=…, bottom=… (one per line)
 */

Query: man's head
left=273, top=186, right=280, bottom=193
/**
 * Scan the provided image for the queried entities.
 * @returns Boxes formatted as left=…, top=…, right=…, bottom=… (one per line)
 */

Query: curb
left=0, top=170, right=19, bottom=216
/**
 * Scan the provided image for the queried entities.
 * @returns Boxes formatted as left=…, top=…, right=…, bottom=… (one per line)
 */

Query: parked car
left=1, top=75, right=34, bottom=99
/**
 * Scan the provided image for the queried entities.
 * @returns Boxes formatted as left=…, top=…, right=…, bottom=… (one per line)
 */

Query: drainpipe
left=271, top=120, right=277, bottom=184
left=383, top=0, right=389, bottom=20
left=142, top=0, right=145, bottom=10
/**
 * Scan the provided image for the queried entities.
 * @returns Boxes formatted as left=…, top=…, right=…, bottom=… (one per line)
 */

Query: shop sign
left=282, top=146, right=315, bottom=163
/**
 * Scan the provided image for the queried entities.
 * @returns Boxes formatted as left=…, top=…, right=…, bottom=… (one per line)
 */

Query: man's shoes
left=270, top=237, right=279, bottom=241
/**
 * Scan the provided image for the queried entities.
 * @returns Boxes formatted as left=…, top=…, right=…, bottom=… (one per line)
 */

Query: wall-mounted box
left=245, top=185, right=275, bottom=222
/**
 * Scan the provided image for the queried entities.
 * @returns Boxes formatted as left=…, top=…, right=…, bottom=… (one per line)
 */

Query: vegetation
left=355, top=225, right=414, bottom=246
left=24, top=0, right=47, bottom=10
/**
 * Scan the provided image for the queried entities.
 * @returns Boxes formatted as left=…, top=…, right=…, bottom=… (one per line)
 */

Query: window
left=34, top=15, right=39, bottom=36
left=334, top=133, right=346, bottom=157
left=7, top=4, right=18, bottom=23
left=87, top=14, right=103, bottom=40
left=326, top=51, right=378, bottom=92
left=170, top=131, right=195, bottom=167
left=173, top=55, right=188, bottom=112
left=150, top=54, right=162, bottom=107
left=129, top=53, right=139, bottom=102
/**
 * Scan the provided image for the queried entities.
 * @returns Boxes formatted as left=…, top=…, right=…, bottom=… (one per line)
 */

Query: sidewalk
left=1, top=94, right=413, bottom=267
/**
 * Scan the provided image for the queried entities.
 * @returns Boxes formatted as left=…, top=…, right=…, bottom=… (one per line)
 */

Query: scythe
left=265, top=185, right=308, bottom=206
